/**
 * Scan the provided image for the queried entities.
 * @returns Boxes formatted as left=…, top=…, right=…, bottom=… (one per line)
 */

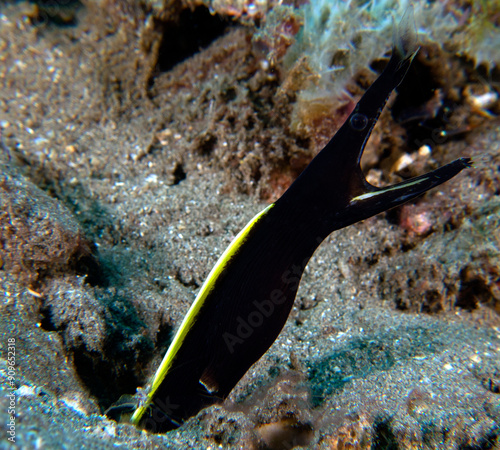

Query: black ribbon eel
left=128, top=28, right=471, bottom=432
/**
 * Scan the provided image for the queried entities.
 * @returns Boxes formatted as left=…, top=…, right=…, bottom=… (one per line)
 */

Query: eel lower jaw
left=349, top=157, right=472, bottom=217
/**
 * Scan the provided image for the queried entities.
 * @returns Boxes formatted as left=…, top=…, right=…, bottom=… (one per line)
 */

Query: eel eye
left=350, top=113, right=368, bottom=131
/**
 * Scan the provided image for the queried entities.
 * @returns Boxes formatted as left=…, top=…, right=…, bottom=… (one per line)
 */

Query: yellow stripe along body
left=124, top=20, right=472, bottom=431
left=130, top=204, right=274, bottom=426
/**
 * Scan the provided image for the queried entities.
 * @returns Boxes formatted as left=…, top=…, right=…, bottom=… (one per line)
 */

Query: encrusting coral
left=255, top=0, right=499, bottom=133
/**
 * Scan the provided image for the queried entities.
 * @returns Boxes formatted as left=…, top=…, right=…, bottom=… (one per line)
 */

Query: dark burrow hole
left=39, top=305, right=57, bottom=332
left=72, top=344, right=147, bottom=410
left=420, top=289, right=443, bottom=314
left=75, top=253, right=108, bottom=287
left=455, top=268, right=495, bottom=311
left=153, top=5, right=233, bottom=73
left=39, top=290, right=171, bottom=413
left=391, top=53, right=467, bottom=151
left=87, top=294, right=157, bottom=410
left=372, top=418, right=398, bottom=450
left=171, top=162, right=186, bottom=185
left=37, top=318, right=148, bottom=411
left=197, top=132, right=218, bottom=156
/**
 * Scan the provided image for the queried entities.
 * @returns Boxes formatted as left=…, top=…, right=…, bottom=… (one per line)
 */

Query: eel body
left=129, top=29, right=471, bottom=432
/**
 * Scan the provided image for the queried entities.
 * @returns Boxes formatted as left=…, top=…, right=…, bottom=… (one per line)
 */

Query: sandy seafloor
left=0, top=1, right=499, bottom=449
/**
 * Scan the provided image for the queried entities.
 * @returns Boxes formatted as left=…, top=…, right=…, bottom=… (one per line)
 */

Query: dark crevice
left=39, top=305, right=57, bottom=332
left=153, top=5, right=233, bottom=74
left=171, top=162, right=186, bottom=185
left=72, top=338, right=153, bottom=411
left=391, top=52, right=470, bottom=152
left=400, top=241, right=417, bottom=253
left=67, top=292, right=154, bottom=410
left=75, top=253, right=107, bottom=287
left=221, top=86, right=237, bottom=103
left=196, top=132, right=218, bottom=156
left=455, top=266, right=497, bottom=311
left=372, top=418, right=398, bottom=450
left=420, top=289, right=443, bottom=314
left=38, top=285, right=170, bottom=415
